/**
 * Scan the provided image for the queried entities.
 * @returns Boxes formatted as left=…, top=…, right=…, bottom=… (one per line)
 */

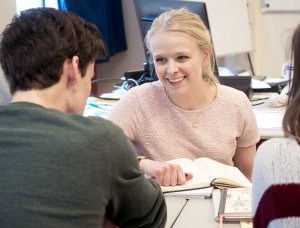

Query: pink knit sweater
left=107, top=81, right=260, bottom=166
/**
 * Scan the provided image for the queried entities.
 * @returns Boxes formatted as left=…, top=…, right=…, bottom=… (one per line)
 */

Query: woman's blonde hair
left=145, top=8, right=218, bottom=84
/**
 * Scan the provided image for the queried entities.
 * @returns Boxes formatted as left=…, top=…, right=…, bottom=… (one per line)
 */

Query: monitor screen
left=133, top=0, right=219, bottom=76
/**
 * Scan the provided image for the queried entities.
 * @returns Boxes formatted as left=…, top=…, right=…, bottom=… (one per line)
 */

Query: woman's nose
left=167, top=60, right=179, bottom=74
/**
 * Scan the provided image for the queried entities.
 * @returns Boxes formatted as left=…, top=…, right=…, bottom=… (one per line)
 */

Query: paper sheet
left=253, top=109, right=284, bottom=129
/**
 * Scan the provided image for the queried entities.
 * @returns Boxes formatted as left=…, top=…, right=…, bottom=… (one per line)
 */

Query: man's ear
left=66, top=56, right=80, bottom=88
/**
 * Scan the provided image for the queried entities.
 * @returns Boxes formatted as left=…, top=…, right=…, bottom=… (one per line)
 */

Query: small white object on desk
left=84, top=97, right=117, bottom=118
left=264, top=77, right=289, bottom=84
left=99, top=87, right=127, bottom=100
left=99, top=93, right=123, bottom=100
left=164, top=187, right=213, bottom=199
left=251, top=79, right=271, bottom=89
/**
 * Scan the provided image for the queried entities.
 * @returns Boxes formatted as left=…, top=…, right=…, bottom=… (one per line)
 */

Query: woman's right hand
left=139, top=159, right=193, bottom=186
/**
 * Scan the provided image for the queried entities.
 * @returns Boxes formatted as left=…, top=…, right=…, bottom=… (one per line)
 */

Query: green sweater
left=0, top=102, right=166, bottom=228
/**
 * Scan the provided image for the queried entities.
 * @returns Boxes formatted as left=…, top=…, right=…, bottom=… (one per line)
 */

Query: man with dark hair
left=0, top=8, right=166, bottom=228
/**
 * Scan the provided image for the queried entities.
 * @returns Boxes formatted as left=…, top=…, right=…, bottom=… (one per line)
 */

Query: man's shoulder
left=73, top=115, right=124, bottom=136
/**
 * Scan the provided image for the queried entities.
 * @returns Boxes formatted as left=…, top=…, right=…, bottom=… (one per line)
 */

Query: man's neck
left=11, top=88, right=66, bottom=113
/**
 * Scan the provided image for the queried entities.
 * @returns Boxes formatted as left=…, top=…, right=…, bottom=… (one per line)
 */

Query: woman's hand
left=139, top=159, right=193, bottom=186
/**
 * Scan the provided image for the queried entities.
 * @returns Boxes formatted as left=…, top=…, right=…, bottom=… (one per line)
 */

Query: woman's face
left=150, top=31, right=210, bottom=96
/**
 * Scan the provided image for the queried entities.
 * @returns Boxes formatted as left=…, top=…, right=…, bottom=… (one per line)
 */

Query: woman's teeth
left=168, top=77, right=184, bottom=83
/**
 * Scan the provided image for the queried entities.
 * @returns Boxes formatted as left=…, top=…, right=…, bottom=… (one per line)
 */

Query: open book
left=161, top=157, right=252, bottom=193
left=212, top=188, right=252, bottom=222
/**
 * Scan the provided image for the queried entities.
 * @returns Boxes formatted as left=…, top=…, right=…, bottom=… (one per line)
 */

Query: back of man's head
left=0, top=8, right=106, bottom=95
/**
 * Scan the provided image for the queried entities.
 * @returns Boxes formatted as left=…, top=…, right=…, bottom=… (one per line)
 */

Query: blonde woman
left=108, top=8, right=259, bottom=186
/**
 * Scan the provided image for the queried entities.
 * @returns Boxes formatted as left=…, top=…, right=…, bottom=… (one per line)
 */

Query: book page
left=240, top=221, right=253, bottom=228
left=193, top=157, right=252, bottom=187
left=161, top=158, right=211, bottom=193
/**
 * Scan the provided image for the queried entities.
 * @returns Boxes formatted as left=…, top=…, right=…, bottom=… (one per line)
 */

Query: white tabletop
left=165, top=197, right=242, bottom=228
left=251, top=92, right=285, bottom=139
left=85, top=92, right=286, bottom=139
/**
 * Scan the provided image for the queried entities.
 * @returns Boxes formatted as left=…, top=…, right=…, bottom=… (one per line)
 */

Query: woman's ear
left=202, top=49, right=212, bottom=68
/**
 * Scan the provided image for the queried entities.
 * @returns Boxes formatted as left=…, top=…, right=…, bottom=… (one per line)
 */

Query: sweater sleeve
left=252, top=143, right=269, bottom=215
left=105, top=126, right=167, bottom=227
left=236, top=92, right=260, bottom=147
left=252, top=139, right=280, bottom=215
left=106, top=87, right=143, bottom=142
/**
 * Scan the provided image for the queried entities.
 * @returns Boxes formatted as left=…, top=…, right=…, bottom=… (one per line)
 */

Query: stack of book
left=212, top=187, right=252, bottom=222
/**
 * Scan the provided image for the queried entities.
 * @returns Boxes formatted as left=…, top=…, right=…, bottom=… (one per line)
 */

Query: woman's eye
left=177, top=56, right=188, bottom=61
left=155, top=57, right=166, bottom=63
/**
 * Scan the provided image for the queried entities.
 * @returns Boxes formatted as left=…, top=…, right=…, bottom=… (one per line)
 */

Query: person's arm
left=103, top=217, right=117, bottom=228
left=233, top=144, right=256, bottom=181
left=139, top=159, right=193, bottom=186
left=107, top=130, right=167, bottom=228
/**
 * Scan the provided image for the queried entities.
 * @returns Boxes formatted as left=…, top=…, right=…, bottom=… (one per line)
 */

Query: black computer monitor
left=133, top=0, right=219, bottom=76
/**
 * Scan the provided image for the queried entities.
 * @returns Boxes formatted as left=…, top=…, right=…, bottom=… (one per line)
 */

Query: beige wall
left=0, top=0, right=16, bottom=103
left=0, top=1, right=298, bottom=82
left=98, top=0, right=300, bottom=79
left=250, top=0, right=299, bottom=76
left=0, top=1, right=16, bottom=30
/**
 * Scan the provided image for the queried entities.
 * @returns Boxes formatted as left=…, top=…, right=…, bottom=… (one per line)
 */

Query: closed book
left=213, top=187, right=252, bottom=222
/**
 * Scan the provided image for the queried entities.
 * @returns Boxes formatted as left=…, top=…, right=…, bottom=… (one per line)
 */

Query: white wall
left=98, top=0, right=299, bottom=79
left=250, top=0, right=300, bottom=76
left=0, top=0, right=16, bottom=103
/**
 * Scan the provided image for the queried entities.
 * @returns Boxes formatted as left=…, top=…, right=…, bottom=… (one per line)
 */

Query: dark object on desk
left=253, top=87, right=280, bottom=93
left=253, top=79, right=289, bottom=93
left=219, top=76, right=252, bottom=98
left=123, top=62, right=158, bottom=90
left=124, top=69, right=145, bottom=81
left=267, top=79, right=289, bottom=88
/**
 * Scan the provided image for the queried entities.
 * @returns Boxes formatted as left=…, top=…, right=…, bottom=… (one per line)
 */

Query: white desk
left=85, top=95, right=286, bottom=140
left=166, top=197, right=242, bottom=228
left=165, top=197, right=188, bottom=228
left=253, top=105, right=285, bottom=139
left=251, top=92, right=285, bottom=139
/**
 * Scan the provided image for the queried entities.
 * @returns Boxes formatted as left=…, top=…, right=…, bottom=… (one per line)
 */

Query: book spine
left=218, top=188, right=227, bottom=216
